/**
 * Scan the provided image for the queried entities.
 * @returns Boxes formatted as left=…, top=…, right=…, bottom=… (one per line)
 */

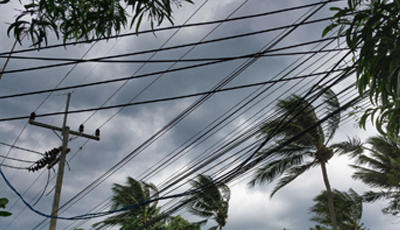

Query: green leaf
left=0, top=198, right=8, bottom=208
left=322, top=24, right=337, bottom=37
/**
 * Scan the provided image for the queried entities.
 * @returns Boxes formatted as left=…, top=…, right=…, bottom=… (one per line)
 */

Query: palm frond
left=270, top=161, right=316, bottom=197
left=350, top=165, right=390, bottom=188
left=362, top=190, right=392, bottom=202
left=367, top=136, right=400, bottom=158
left=321, top=87, right=341, bottom=143
left=249, top=153, right=306, bottom=187
left=331, top=136, right=363, bottom=158
left=265, top=94, right=324, bottom=143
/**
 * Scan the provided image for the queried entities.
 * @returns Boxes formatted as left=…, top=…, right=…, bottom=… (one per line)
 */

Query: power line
left=0, top=38, right=345, bottom=101
left=0, top=17, right=335, bottom=75
left=0, top=47, right=352, bottom=63
left=0, top=0, right=341, bottom=57
left=34, top=3, right=337, bottom=228
left=0, top=155, right=35, bottom=164
left=0, top=68, right=352, bottom=123
left=0, top=141, right=44, bottom=156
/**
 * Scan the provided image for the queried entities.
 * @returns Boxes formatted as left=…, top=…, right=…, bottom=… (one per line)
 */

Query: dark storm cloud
left=1, top=1, right=400, bottom=230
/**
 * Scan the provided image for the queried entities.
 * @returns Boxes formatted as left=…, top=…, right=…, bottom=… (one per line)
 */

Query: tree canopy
left=0, top=0, right=193, bottom=47
left=323, top=0, right=400, bottom=137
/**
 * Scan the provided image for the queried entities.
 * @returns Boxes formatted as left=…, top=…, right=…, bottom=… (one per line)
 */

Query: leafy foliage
left=92, top=176, right=163, bottom=230
left=0, top=198, right=12, bottom=217
left=185, top=174, right=230, bottom=230
left=351, top=135, right=400, bottom=216
left=310, top=188, right=368, bottom=230
left=323, top=0, right=400, bottom=137
left=0, top=0, right=193, bottom=47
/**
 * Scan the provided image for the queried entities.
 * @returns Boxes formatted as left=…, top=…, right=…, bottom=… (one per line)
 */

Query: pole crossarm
left=28, top=119, right=100, bottom=141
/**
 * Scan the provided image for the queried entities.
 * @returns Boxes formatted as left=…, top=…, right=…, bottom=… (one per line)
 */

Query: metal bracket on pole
left=29, top=119, right=100, bottom=141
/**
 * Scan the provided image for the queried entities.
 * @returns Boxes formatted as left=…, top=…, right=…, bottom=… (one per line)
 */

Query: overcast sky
left=0, top=0, right=399, bottom=230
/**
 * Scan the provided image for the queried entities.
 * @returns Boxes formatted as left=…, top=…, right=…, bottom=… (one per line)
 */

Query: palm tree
left=185, top=174, right=230, bottom=230
left=249, top=88, right=362, bottom=230
left=92, top=176, right=162, bottom=230
left=351, top=135, right=400, bottom=216
left=310, top=188, right=367, bottom=230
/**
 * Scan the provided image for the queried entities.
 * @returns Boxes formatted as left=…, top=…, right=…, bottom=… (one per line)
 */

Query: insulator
left=29, top=112, right=36, bottom=120
left=95, top=129, right=100, bottom=137
left=79, top=124, right=84, bottom=132
left=29, top=147, right=62, bottom=172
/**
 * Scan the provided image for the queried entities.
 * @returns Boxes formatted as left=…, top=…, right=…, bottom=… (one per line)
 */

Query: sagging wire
left=0, top=163, right=205, bottom=220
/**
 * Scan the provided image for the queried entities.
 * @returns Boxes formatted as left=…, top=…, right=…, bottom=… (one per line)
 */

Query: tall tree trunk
left=320, top=162, right=338, bottom=230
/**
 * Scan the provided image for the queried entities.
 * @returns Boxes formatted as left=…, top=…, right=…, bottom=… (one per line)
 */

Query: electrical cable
left=0, top=17, right=336, bottom=75
left=62, top=33, right=350, bottom=226
left=0, top=155, right=35, bottom=164
left=65, top=12, right=350, bottom=228
left=0, top=47, right=352, bottom=64
left=139, top=32, right=349, bottom=183
left=0, top=163, right=205, bottom=220
left=156, top=72, right=353, bottom=197
left=0, top=164, right=28, bottom=170
left=47, top=3, right=344, bottom=228
left=70, top=23, right=360, bottom=230
left=68, top=69, right=360, bottom=229
left=0, top=141, right=44, bottom=156
left=78, top=85, right=359, bottom=228
left=1, top=1, right=360, bottom=228
left=0, top=3, right=366, bottom=230
left=136, top=90, right=363, bottom=230
left=0, top=37, right=347, bottom=101
left=79, top=0, right=213, bottom=127
left=48, top=1, right=342, bottom=226
left=32, top=4, right=327, bottom=229
left=138, top=45, right=360, bottom=228
left=0, top=0, right=342, bottom=57
left=0, top=69, right=352, bottom=123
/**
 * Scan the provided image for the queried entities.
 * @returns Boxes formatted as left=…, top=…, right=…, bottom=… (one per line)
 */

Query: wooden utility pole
left=28, top=93, right=100, bottom=230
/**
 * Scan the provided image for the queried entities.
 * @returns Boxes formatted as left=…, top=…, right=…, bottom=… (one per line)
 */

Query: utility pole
left=28, top=93, right=100, bottom=230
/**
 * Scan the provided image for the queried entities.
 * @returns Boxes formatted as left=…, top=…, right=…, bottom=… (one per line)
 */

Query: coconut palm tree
left=351, top=135, right=400, bottom=216
left=310, top=188, right=367, bottom=230
left=92, top=176, right=163, bottom=230
left=248, top=88, right=362, bottom=230
left=185, top=174, right=230, bottom=230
